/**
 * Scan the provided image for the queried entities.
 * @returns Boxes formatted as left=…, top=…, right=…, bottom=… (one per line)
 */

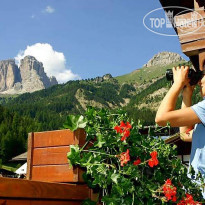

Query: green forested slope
left=0, top=105, right=40, bottom=162
left=4, top=80, right=135, bottom=131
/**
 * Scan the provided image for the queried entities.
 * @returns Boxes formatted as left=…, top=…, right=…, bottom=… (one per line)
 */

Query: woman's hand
left=156, top=65, right=200, bottom=127
left=172, top=65, right=190, bottom=89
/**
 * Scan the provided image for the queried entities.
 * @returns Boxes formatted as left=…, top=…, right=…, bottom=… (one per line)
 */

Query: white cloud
left=31, top=15, right=35, bottom=19
left=15, top=43, right=81, bottom=83
left=43, top=6, right=55, bottom=14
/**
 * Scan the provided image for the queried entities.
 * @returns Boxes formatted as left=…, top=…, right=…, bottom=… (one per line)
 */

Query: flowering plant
left=65, top=107, right=204, bottom=204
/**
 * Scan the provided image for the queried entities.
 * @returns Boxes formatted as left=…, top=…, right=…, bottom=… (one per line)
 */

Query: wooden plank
left=33, top=146, right=70, bottom=165
left=90, top=189, right=99, bottom=202
left=27, top=133, right=34, bottom=180
left=177, top=22, right=205, bottom=44
left=0, top=199, right=82, bottom=205
left=0, top=200, right=30, bottom=205
left=175, top=10, right=205, bottom=27
left=174, top=10, right=205, bottom=43
left=33, top=130, right=75, bottom=148
left=33, top=129, right=86, bottom=148
left=0, top=177, right=89, bottom=200
left=74, top=129, right=86, bottom=147
left=181, top=39, right=205, bottom=55
left=31, top=165, right=84, bottom=182
left=31, top=201, right=82, bottom=205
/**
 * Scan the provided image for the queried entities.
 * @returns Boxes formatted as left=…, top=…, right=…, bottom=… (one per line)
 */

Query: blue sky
left=0, top=0, right=188, bottom=82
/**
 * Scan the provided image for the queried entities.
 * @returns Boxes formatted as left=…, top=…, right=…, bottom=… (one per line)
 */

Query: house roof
left=159, top=0, right=194, bottom=10
left=11, top=152, right=27, bottom=161
left=159, top=0, right=195, bottom=33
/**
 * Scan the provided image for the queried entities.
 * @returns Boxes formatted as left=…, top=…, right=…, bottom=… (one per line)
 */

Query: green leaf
left=94, top=134, right=106, bottom=148
left=96, top=164, right=107, bottom=175
left=63, top=115, right=87, bottom=131
left=82, top=173, right=97, bottom=189
left=67, top=145, right=81, bottom=166
left=111, top=173, right=120, bottom=184
left=102, top=194, right=121, bottom=204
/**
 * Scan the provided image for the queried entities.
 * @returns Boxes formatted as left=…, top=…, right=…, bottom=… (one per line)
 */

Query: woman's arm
left=179, top=86, right=195, bottom=142
left=155, top=66, right=201, bottom=127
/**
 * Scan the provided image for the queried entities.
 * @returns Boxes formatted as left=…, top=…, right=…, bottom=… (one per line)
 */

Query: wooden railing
left=0, top=177, right=90, bottom=205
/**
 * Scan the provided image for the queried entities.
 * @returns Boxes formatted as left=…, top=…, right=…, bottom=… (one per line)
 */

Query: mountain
left=116, top=61, right=186, bottom=86
left=143, top=51, right=185, bottom=67
left=0, top=59, right=190, bottom=130
left=0, top=52, right=188, bottom=123
left=0, top=56, right=58, bottom=94
left=116, top=52, right=186, bottom=85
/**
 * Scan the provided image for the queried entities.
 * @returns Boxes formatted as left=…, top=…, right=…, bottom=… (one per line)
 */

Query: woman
left=155, top=65, right=205, bottom=195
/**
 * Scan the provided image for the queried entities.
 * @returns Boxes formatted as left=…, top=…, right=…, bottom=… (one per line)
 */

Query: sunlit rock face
left=0, top=56, right=58, bottom=94
left=144, top=52, right=185, bottom=68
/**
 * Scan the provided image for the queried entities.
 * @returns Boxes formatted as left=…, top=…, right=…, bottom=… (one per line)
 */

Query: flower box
left=27, top=129, right=86, bottom=183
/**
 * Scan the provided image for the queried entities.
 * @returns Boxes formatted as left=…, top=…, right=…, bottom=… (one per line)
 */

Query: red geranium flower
left=148, top=151, right=159, bottom=167
left=121, top=121, right=132, bottom=129
left=114, top=121, right=132, bottom=141
left=114, top=125, right=122, bottom=133
left=150, top=151, right=157, bottom=158
left=120, top=149, right=130, bottom=166
left=172, top=195, right=177, bottom=202
left=165, top=179, right=172, bottom=185
left=133, top=158, right=141, bottom=166
left=177, top=193, right=201, bottom=205
left=163, top=179, right=177, bottom=202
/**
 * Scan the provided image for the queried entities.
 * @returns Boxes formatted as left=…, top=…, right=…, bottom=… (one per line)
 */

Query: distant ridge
left=143, top=51, right=185, bottom=68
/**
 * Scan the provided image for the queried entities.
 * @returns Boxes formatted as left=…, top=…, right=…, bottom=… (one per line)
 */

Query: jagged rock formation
left=94, top=74, right=115, bottom=83
left=49, top=76, right=58, bottom=86
left=19, top=56, right=57, bottom=93
left=0, top=59, right=21, bottom=92
left=143, top=52, right=185, bottom=67
left=0, top=56, right=58, bottom=94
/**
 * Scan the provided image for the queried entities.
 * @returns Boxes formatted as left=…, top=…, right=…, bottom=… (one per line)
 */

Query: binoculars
left=166, top=68, right=204, bottom=85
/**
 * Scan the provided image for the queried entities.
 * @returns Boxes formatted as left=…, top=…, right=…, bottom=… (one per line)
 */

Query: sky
left=0, top=0, right=189, bottom=83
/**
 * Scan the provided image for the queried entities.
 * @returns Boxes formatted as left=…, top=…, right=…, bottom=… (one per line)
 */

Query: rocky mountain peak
left=143, top=52, right=185, bottom=67
left=0, top=59, right=16, bottom=65
left=103, top=74, right=112, bottom=80
left=0, top=59, right=21, bottom=92
left=94, top=74, right=113, bottom=83
left=49, top=76, right=58, bottom=86
left=0, top=56, right=58, bottom=94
